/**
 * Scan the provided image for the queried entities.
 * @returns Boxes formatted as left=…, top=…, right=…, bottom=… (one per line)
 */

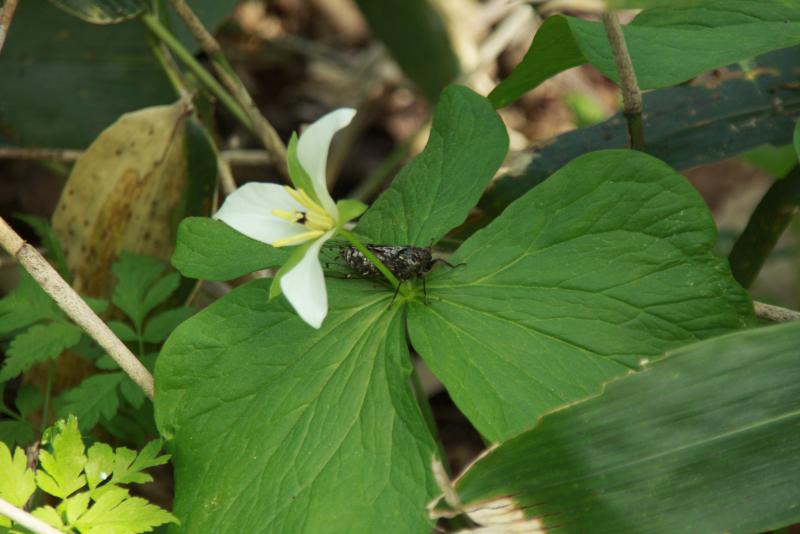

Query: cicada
left=339, top=244, right=460, bottom=301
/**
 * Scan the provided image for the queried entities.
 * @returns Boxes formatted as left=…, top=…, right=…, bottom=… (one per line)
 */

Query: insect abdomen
left=340, top=245, right=434, bottom=280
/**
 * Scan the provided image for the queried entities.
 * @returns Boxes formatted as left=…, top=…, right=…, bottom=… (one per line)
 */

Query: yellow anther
left=271, top=230, right=324, bottom=248
left=304, top=211, right=334, bottom=230
left=272, top=208, right=302, bottom=222
left=284, top=186, right=327, bottom=216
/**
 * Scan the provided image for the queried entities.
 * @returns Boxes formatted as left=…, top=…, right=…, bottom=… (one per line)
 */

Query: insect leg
left=390, top=282, right=402, bottom=306
left=431, top=258, right=466, bottom=270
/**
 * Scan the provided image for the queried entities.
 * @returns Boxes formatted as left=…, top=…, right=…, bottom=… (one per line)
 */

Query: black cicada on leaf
left=340, top=244, right=461, bottom=302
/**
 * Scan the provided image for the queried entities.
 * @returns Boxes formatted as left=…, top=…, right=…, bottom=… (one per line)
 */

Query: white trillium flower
left=214, top=108, right=358, bottom=329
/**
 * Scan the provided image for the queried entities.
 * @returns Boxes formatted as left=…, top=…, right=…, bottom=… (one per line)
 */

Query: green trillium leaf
left=155, top=279, right=439, bottom=532
left=357, top=85, right=508, bottom=246
left=171, top=217, right=290, bottom=281
left=431, top=321, right=800, bottom=533
left=408, top=150, right=754, bottom=442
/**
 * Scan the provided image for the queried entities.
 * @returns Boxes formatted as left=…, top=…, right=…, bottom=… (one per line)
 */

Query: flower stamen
left=284, top=186, right=329, bottom=217
left=272, top=230, right=325, bottom=247
left=304, top=211, right=334, bottom=230
left=272, top=208, right=303, bottom=223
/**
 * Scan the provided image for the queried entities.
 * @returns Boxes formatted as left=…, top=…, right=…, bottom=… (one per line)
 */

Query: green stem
left=338, top=229, right=406, bottom=293
left=729, top=165, right=800, bottom=288
left=147, top=33, right=189, bottom=98
left=141, top=14, right=252, bottom=130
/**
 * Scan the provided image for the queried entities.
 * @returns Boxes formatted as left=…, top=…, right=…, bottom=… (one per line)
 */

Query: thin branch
left=167, top=0, right=288, bottom=177
left=220, top=149, right=273, bottom=166
left=754, top=301, right=800, bottom=323
left=0, top=497, right=63, bottom=534
left=141, top=14, right=252, bottom=132
left=602, top=11, right=645, bottom=151
left=0, top=217, right=155, bottom=400
left=0, top=0, right=19, bottom=55
left=217, top=157, right=237, bottom=196
left=729, top=165, right=800, bottom=288
left=0, top=146, right=275, bottom=166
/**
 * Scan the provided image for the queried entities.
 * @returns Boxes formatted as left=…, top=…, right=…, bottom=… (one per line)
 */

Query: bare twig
left=0, top=146, right=276, bottom=166
left=221, top=149, right=273, bottom=166
left=0, top=147, right=84, bottom=161
left=0, top=497, right=63, bottom=534
left=476, top=3, right=535, bottom=70
left=167, top=0, right=288, bottom=177
left=217, top=157, right=237, bottom=195
left=142, top=14, right=252, bottom=132
left=754, top=301, right=800, bottom=323
left=0, top=217, right=155, bottom=400
left=602, top=11, right=645, bottom=151
left=0, top=0, right=19, bottom=55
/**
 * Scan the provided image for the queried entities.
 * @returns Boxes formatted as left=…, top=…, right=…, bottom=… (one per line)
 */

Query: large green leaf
left=478, top=47, right=800, bottom=220
left=408, top=150, right=753, bottom=442
left=431, top=321, right=800, bottom=533
left=353, top=0, right=461, bottom=101
left=490, top=0, right=800, bottom=108
left=356, top=86, right=508, bottom=246
left=0, top=0, right=237, bottom=148
left=155, top=279, right=439, bottom=532
left=171, top=217, right=290, bottom=280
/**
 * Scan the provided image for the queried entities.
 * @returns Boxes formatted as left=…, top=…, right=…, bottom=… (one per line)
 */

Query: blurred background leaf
left=0, top=0, right=237, bottom=148
left=353, top=0, right=461, bottom=101
left=51, top=100, right=217, bottom=298
left=46, top=0, right=145, bottom=24
left=476, top=47, right=800, bottom=225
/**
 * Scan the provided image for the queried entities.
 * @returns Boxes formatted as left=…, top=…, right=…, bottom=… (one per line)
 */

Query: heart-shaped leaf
left=356, top=85, right=508, bottom=246
left=408, top=150, right=754, bottom=442
left=155, top=279, right=439, bottom=532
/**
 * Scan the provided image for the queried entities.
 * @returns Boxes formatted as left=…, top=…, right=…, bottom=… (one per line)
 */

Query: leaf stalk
left=729, top=165, right=800, bottom=288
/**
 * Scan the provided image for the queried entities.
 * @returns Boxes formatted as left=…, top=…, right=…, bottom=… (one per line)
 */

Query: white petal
left=280, top=230, right=335, bottom=329
left=297, top=108, right=356, bottom=215
left=214, top=182, right=306, bottom=245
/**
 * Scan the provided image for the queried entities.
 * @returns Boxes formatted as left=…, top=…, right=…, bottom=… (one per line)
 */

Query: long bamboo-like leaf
left=431, top=322, right=800, bottom=533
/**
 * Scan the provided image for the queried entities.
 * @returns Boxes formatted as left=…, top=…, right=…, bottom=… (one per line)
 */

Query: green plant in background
left=0, top=244, right=193, bottom=447
left=0, top=416, right=175, bottom=533
left=0, top=0, right=799, bottom=532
